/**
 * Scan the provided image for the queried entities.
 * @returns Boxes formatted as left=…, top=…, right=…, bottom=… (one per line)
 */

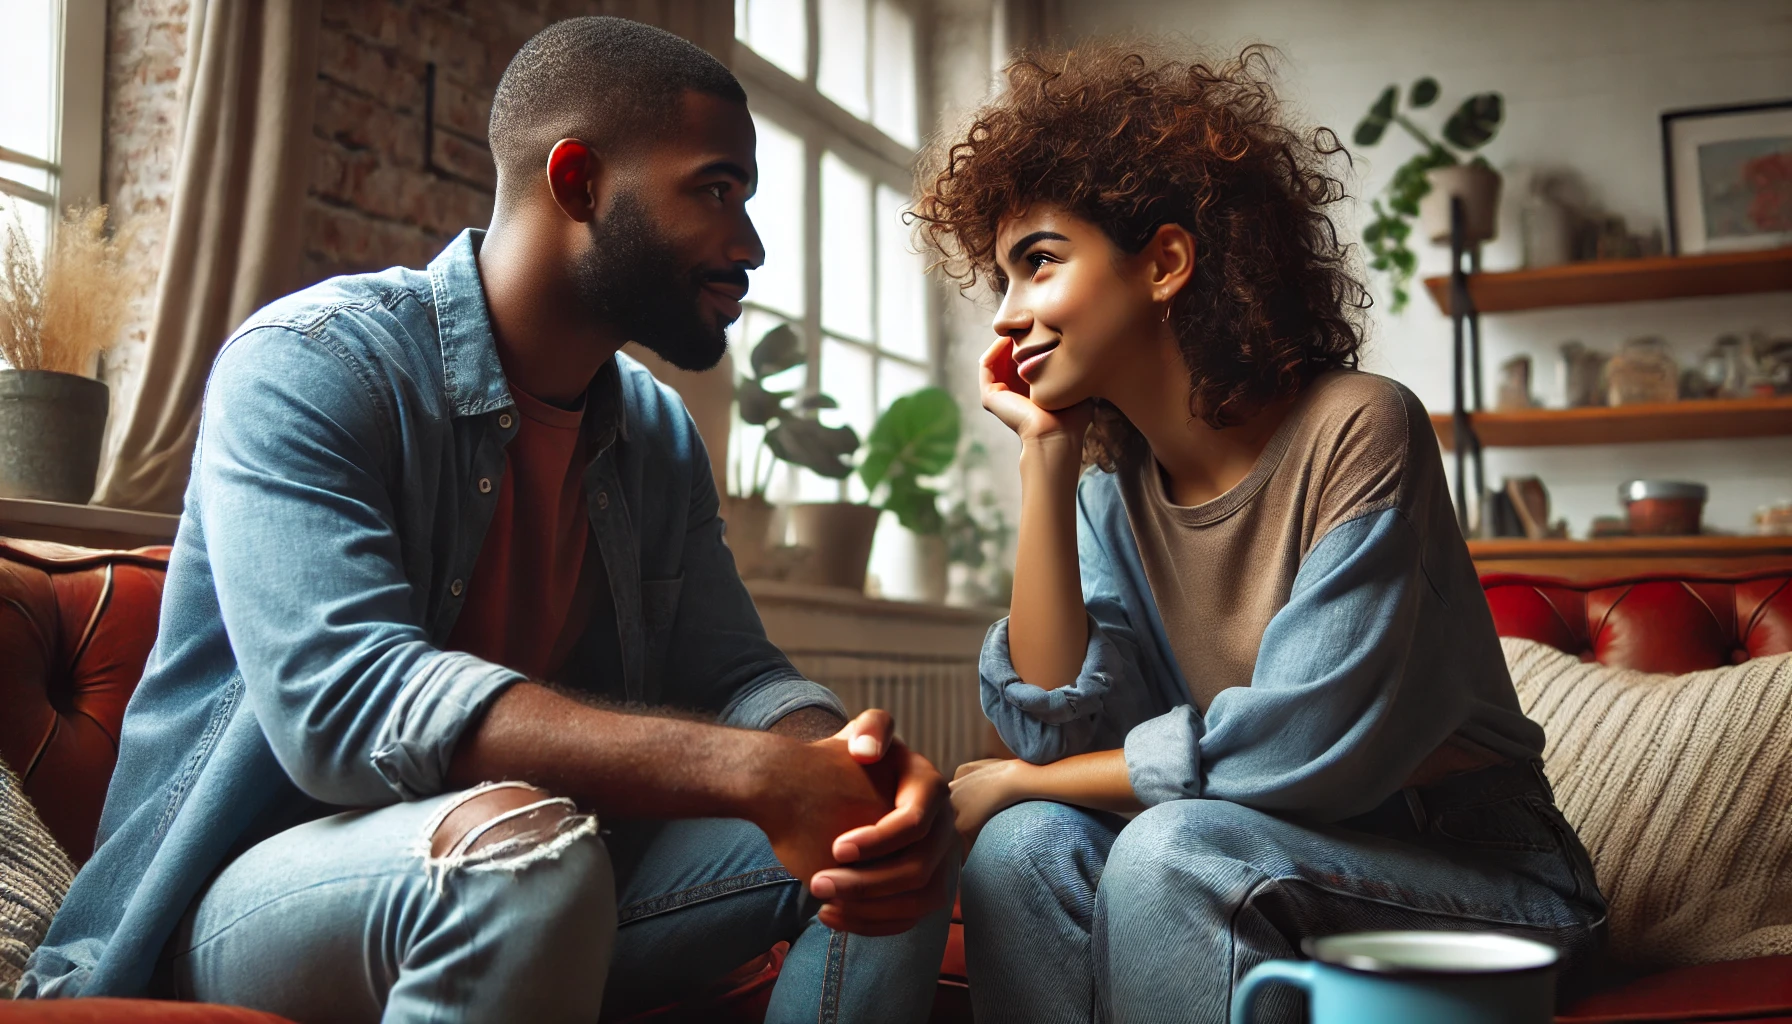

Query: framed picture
left=1661, top=99, right=1792, bottom=255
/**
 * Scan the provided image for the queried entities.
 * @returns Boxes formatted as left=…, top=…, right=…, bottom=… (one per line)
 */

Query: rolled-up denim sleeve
left=979, top=615, right=1132, bottom=763
left=202, top=327, right=521, bottom=806
left=1122, top=507, right=1448, bottom=820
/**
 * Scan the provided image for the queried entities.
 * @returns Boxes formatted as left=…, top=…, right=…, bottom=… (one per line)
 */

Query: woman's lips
left=1015, top=340, right=1059, bottom=383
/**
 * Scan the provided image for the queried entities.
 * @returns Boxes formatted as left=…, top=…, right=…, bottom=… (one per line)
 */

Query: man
left=22, top=17, right=956, bottom=1022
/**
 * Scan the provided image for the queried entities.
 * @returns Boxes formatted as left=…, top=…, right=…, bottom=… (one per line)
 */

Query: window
left=730, top=0, right=932, bottom=510
left=0, top=0, right=104, bottom=264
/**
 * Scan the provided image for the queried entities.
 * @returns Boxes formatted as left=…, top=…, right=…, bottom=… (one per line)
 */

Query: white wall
left=1057, top=0, right=1792, bottom=535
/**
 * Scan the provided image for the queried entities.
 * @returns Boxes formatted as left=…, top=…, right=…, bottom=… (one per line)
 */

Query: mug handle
left=1231, top=960, right=1318, bottom=1024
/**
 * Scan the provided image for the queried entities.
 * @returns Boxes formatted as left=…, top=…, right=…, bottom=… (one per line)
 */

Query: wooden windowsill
left=0, top=496, right=180, bottom=550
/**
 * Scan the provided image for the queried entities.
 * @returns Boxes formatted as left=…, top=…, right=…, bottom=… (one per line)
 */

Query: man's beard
left=574, top=189, right=734, bottom=372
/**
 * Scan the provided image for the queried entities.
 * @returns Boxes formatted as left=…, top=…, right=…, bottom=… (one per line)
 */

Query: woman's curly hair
left=913, top=43, right=1369, bottom=470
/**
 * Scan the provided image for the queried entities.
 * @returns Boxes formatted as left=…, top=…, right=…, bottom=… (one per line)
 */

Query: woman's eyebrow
left=1005, top=230, right=1070, bottom=264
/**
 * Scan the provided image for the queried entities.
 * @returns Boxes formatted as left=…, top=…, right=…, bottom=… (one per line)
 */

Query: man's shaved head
left=488, top=17, right=747, bottom=190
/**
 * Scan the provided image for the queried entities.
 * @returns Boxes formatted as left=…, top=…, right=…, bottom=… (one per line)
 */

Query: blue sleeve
left=200, top=327, right=523, bottom=806
left=658, top=406, right=847, bottom=730
left=979, top=474, right=1159, bottom=764
left=1123, top=506, right=1461, bottom=820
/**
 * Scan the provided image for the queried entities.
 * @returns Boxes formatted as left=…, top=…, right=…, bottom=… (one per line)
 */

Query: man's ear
left=1144, top=222, right=1196, bottom=304
left=546, top=138, right=600, bottom=223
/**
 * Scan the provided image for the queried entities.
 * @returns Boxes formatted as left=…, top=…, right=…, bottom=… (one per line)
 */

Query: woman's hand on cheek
left=949, top=757, right=1031, bottom=853
left=979, top=337, right=1092, bottom=445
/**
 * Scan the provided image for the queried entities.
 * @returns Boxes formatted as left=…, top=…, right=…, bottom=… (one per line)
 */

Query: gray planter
left=0, top=369, right=109, bottom=503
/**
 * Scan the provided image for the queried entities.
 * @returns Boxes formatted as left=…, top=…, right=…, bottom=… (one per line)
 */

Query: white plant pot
left=1420, top=164, right=1502, bottom=246
left=721, top=495, right=777, bottom=578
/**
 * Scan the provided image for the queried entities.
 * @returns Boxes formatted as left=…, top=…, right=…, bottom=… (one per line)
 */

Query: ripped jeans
left=161, top=785, right=953, bottom=1023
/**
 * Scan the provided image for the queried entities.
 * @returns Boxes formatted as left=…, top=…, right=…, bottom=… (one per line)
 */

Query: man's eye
left=707, top=183, right=729, bottom=200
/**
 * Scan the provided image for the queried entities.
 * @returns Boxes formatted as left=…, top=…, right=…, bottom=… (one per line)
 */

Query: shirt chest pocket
left=640, top=575, right=683, bottom=691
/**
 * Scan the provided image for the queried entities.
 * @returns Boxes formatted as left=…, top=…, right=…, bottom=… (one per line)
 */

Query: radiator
left=784, top=650, right=986, bottom=777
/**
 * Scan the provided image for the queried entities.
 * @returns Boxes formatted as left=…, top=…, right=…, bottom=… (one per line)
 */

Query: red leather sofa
left=4, top=537, right=1790, bottom=1022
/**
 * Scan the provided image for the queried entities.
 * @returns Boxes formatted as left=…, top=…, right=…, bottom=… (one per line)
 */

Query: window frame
left=732, top=0, right=938, bottom=503
left=0, top=1, right=106, bottom=233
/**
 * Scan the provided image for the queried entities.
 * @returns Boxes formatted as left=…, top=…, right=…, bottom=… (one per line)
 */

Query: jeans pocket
left=1432, top=794, right=1561, bottom=853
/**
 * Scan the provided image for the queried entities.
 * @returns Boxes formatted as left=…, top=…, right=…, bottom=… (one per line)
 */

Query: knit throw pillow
left=1504, top=638, right=1792, bottom=970
left=0, top=760, right=74, bottom=996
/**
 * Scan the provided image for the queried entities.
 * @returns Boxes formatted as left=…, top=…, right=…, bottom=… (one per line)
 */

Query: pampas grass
left=0, top=201, right=145, bottom=376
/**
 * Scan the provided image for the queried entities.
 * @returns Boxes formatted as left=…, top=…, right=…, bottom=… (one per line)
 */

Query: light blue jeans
left=161, top=788, right=953, bottom=1023
left=961, top=761, right=1607, bottom=1024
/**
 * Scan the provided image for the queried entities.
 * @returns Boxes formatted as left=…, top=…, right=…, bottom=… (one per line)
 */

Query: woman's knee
left=1103, top=799, right=1282, bottom=897
left=964, top=800, right=1114, bottom=902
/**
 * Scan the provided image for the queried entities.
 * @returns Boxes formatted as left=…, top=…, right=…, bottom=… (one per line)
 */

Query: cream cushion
left=1, top=761, right=74, bottom=996
left=1504, top=638, right=1792, bottom=970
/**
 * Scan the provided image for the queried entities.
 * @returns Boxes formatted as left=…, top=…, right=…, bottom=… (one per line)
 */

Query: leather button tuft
left=477, top=477, right=493, bottom=494
left=498, top=413, right=514, bottom=429
left=596, top=491, right=609, bottom=510
left=450, top=579, right=464, bottom=597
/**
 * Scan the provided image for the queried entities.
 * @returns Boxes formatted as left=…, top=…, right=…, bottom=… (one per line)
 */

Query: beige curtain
left=95, top=0, right=321, bottom=513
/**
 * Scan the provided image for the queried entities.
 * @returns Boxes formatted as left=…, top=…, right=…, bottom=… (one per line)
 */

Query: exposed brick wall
left=100, top=0, right=189, bottom=453
left=304, top=0, right=600, bottom=284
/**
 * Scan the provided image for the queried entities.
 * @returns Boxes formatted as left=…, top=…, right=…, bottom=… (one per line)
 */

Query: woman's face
left=990, top=206, right=1162, bottom=412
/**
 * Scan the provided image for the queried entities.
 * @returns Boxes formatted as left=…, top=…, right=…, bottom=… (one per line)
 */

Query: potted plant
left=1354, top=77, right=1505, bottom=310
left=856, top=385, right=960, bottom=602
left=728, top=320, right=861, bottom=581
left=0, top=203, right=142, bottom=503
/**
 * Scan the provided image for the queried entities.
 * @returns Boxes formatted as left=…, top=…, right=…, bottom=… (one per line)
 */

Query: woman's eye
left=1026, top=252, right=1054, bottom=271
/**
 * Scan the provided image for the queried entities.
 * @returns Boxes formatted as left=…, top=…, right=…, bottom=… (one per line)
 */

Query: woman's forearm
left=1007, top=436, right=1089, bottom=690
left=1012, top=749, right=1144, bottom=816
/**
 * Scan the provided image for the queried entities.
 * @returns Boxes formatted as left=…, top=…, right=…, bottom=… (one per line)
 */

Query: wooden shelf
left=1430, top=395, right=1792, bottom=449
left=1422, top=247, right=1792, bottom=314
left=1469, top=535, right=1792, bottom=580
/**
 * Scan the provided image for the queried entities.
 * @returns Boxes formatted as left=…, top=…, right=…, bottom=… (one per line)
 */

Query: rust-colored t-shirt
left=447, top=385, right=603, bottom=681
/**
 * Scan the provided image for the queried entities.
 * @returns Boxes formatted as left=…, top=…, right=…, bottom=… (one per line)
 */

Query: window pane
left=816, top=335, right=873, bottom=501
left=818, top=0, right=869, bottom=119
left=870, top=0, right=918, bottom=147
left=737, top=0, right=807, bottom=81
left=0, top=0, right=56, bottom=162
left=820, top=152, right=873, bottom=340
left=877, top=357, right=928, bottom=414
left=875, top=185, right=927, bottom=361
left=746, top=116, right=805, bottom=318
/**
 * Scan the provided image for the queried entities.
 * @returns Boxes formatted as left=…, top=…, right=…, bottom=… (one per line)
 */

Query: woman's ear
left=1144, top=222, right=1196, bottom=304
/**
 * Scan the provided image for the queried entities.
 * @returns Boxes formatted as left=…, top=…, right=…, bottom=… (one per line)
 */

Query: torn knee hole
left=429, top=783, right=577, bottom=860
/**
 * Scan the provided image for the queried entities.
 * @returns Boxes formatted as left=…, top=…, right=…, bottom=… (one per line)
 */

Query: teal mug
left=1231, top=931, right=1559, bottom=1024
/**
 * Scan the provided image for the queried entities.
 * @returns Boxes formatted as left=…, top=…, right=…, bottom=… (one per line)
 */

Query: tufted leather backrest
left=0, top=539, right=169, bottom=863
left=1482, top=571, right=1792, bottom=675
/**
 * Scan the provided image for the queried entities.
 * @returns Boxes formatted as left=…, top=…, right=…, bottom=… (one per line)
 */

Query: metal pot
left=1621, top=480, right=1707, bottom=536
left=0, top=369, right=110, bottom=503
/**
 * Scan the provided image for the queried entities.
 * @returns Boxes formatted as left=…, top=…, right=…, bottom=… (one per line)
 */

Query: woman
left=913, top=45, right=1606, bottom=1024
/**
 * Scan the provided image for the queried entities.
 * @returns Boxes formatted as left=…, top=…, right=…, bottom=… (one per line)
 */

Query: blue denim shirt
left=23, top=229, right=844, bottom=998
left=980, top=450, right=1545, bottom=823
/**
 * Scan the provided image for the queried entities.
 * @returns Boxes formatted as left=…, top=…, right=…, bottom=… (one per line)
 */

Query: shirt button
left=596, top=491, right=609, bottom=510
left=498, top=413, right=514, bottom=429
left=477, top=477, right=492, bottom=494
left=450, top=579, right=464, bottom=597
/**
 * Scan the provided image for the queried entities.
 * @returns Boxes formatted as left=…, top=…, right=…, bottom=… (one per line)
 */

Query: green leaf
left=1391, top=247, right=1416, bottom=274
left=1369, top=85, right=1397, bottom=121
left=1442, top=92, right=1502, bottom=150
left=750, top=323, right=804, bottom=378
left=884, top=476, right=945, bottom=535
left=737, top=377, right=788, bottom=426
left=858, top=386, right=961, bottom=491
left=1408, top=77, right=1439, bottom=108
left=765, top=417, right=859, bottom=478
left=1352, top=116, right=1388, bottom=147
left=1362, top=220, right=1385, bottom=244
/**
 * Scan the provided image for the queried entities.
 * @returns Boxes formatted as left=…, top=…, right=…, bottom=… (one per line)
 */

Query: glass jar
left=1607, top=336, right=1678, bottom=406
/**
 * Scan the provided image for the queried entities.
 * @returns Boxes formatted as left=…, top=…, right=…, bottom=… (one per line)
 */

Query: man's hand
left=805, top=710, right=958, bottom=937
